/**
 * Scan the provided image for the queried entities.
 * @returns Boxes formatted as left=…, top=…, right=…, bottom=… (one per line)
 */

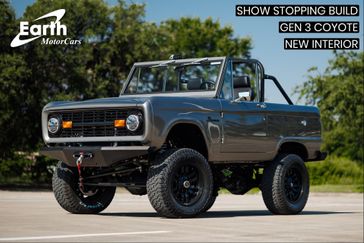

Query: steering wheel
left=200, top=81, right=215, bottom=90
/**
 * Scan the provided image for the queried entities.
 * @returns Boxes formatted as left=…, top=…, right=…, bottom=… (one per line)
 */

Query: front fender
left=148, top=97, right=222, bottom=153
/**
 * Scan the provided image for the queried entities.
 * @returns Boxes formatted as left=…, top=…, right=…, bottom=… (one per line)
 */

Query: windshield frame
left=120, top=57, right=227, bottom=97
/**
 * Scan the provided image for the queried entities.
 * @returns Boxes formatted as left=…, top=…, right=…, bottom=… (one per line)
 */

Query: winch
left=73, top=152, right=95, bottom=196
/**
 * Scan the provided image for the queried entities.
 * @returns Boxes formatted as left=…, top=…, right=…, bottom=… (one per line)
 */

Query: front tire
left=201, top=186, right=218, bottom=213
left=52, top=161, right=116, bottom=214
left=260, top=154, right=309, bottom=215
left=147, top=148, right=213, bottom=218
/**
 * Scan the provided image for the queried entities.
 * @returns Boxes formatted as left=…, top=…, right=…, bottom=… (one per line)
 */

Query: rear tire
left=52, top=161, right=116, bottom=214
left=260, top=154, right=309, bottom=215
left=147, top=148, right=213, bottom=218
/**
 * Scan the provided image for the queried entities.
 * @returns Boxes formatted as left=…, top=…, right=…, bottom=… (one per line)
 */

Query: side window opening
left=232, top=62, right=258, bottom=102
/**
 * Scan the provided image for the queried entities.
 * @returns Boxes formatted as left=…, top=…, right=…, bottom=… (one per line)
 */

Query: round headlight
left=48, top=117, right=60, bottom=134
left=126, top=114, right=140, bottom=132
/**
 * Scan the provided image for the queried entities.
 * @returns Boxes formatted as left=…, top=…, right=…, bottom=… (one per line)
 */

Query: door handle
left=256, top=103, right=267, bottom=109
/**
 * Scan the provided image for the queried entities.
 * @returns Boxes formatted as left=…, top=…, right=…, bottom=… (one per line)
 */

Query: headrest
left=233, top=75, right=250, bottom=88
left=187, top=78, right=203, bottom=90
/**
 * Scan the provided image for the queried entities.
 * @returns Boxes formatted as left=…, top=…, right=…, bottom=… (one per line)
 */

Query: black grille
left=48, top=109, right=143, bottom=138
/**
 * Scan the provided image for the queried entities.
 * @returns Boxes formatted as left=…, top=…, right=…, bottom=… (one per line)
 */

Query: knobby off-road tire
left=52, top=161, right=116, bottom=214
left=260, top=154, right=309, bottom=215
left=202, top=186, right=218, bottom=213
left=147, top=148, right=214, bottom=218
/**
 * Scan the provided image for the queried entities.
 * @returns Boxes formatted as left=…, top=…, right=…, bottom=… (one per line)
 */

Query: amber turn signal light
left=62, top=121, right=73, bottom=129
left=114, top=119, right=126, bottom=128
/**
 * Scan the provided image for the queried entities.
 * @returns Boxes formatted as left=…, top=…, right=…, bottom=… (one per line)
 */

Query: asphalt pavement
left=0, top=190, right=362, bottom=242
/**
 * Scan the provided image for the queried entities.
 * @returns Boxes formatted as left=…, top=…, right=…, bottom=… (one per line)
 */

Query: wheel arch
left=164, top=121, right=209, bottom=160
left=277, top=141, right=309, bottom=161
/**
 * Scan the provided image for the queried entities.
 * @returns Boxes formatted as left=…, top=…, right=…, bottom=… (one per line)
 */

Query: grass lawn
left=310, top=184, right=363, bottom=193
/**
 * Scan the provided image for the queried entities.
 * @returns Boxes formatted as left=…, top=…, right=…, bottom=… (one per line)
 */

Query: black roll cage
left=225, top=57, right=293, bottom=105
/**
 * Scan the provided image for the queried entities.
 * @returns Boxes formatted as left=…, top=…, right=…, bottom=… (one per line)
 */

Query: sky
left=9, top=0, right=364, bottom=104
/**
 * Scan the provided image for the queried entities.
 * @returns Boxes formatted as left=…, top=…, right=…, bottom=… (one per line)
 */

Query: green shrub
left=0, top=154, right=32, bottom=179
left=307, top=156, right=363, bottom=185
left=0, top=154, right=57, bottom=184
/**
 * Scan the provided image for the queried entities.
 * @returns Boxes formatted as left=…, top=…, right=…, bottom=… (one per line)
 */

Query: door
left=218, top=59, right=271, bottom=161
left=220, top=100, right=268, bottom=154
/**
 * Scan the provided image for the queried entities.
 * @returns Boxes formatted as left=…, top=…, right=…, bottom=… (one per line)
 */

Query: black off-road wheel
left=147, top=148, right=214, bottom=218
left=52, top=161, right=116, bottom=214
left=260, top=154, right=309, bottom=215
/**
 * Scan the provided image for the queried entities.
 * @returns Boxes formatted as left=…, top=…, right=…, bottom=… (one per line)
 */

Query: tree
left=295, top=51, right=364, bottom=162
left=0, top=0, right=252, bottom=162
left=0, top=1, right=31, bottom=158
left=159, top=17, right=251, bottom=58
left=0, top=0, right=110, bottom=158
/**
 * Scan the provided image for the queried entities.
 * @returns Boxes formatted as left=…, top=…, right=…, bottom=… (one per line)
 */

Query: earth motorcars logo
left=10, top=9, right=81, bottom=47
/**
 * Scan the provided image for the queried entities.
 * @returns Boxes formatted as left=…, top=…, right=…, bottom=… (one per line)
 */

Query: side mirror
left=234, top=89, right=255, bottom=102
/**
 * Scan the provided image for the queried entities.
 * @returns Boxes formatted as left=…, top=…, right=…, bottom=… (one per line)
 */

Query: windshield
left=124, top=60, right=223, bottom=94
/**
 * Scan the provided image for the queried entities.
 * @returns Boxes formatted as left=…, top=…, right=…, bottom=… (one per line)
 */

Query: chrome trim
left=42, top=102, right=152, bottom=144
left=101, top=146, right=150, bottom=151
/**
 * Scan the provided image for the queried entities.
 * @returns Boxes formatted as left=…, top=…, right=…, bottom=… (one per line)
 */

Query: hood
left=43, top=91, right=216, bottom=111
left=43, top=96, right=150, bottom=111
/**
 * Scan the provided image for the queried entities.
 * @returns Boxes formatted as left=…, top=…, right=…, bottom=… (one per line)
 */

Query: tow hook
left=73, top=152, right=95, bottom=196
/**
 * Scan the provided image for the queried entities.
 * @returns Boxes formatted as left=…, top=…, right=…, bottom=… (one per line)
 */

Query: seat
left=233, top=75, right=254, bottom=101
left=187, top=78, right=204, bottom=90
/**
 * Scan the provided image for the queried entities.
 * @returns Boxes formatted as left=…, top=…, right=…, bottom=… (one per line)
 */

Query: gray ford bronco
left=41, top=56, right=326, bottom=218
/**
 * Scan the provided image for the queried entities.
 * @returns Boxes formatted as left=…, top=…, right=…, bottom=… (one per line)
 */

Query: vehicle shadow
left=99, top=210, right=352, bottom=218
left=200, top=210, right=352, bottom=218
